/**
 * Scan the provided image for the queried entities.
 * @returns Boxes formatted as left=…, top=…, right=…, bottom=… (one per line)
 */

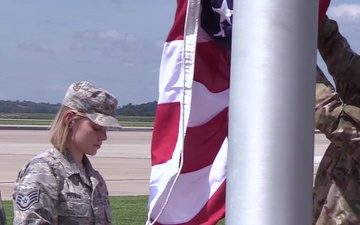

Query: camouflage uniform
left=0, top=191, right=6, bottom=225
left=13, top=148, right=112, bottom=225
left=62, top=81, right=121, bottom=129
left=313, top=17, right=360, bottom=224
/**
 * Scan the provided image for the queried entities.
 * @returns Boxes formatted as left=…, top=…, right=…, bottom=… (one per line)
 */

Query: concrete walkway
left=0, top=130, right=329, bottom=200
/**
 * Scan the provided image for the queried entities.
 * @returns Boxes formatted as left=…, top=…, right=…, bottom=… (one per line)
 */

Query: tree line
left=0, top=100, right=158, bottom=116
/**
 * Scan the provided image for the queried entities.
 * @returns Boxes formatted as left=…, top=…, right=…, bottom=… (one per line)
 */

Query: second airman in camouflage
left=313, top=17, right=360, bottom=225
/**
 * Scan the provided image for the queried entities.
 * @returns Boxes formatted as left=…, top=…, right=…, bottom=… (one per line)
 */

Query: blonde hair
left=49, top=106, right=85, bottom=153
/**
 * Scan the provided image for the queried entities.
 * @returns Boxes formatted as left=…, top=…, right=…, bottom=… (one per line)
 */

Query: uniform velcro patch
left=15, top=189, right=40, bottom=210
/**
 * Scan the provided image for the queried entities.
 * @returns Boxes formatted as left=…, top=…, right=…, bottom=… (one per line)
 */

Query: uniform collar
left=49, top=148, right=96, bottom=178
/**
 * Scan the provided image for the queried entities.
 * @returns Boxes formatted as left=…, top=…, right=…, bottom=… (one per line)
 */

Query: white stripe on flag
left=158, top=40, right=185, bottom=104
left=149, top=138, right=228, bottom=224
left=188, top=81, right=229, bottom=127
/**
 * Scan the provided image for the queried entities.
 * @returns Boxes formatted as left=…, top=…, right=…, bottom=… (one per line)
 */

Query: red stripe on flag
left=151, top=102, right=180, bottom=166
left=166, top=0, right=187, bottom=42
left=194, top=42, right=231, bottom=93
left=318, top=0, right=330, bottom=25
left=181, top=108, right=228, bottom=173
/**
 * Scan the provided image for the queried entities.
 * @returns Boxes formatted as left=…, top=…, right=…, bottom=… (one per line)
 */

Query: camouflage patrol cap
left=62, top=81, right=121, bottom=128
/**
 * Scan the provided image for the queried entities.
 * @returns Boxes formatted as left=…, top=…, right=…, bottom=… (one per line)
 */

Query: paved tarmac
left=0, top=130, right=329, bottom=200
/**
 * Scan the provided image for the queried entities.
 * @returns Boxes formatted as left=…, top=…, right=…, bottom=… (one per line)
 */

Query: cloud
left=74, top=60, right=96, bottom=64
left=328, top=4, right=360, bottom=23
left=74, top=30, right=137, bottom=43
left=17, top=43, right=55, bottom=55
left=154, top=39, right=165, bottom=49
left=109, top=0, right=122, bottom=4
left=69, top=42, right=100, bottom=51
left=123, top=62, right=134, bottom=67
left=71, top=29, right=150, bottom=60
left=44, top=84, right=67, bottom=91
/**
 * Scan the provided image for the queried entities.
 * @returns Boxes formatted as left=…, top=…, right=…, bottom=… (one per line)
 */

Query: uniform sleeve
left=318, top=17, right=360, bottom=106
left=315, top=83, right=360, bottom=164
left=13, top=158, right=59, bottom=225
left=316, top=16, right=360, bottom=164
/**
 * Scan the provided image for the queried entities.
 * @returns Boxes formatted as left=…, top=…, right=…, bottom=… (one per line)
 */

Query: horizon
left=0, top=98, right=158, bottom=108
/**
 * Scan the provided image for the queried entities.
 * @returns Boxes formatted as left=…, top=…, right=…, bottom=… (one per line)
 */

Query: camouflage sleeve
left=13, top=158, right=59, bottom=225
left=315, top=82, right=360, bottom=164
left=318, top=16, right=360, bottom=106
left=0, top=191, right=6, bottom=225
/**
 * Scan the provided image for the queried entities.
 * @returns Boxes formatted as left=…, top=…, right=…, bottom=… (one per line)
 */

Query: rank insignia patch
left=16, top=189, right=40, bottom=210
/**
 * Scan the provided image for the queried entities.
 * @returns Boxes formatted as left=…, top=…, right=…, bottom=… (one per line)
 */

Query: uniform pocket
left=58, top=198, right=92, bottom=217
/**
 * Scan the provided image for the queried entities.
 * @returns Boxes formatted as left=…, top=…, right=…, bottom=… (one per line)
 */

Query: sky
left=318, top=0, right=360, bottom=84
left=0, top=0, right=176, bottom=106
left=0, top=0, right=359, bottom=107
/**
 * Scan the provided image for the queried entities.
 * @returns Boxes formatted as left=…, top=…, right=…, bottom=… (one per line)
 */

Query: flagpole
left=226, top=0, right=318, bottom=224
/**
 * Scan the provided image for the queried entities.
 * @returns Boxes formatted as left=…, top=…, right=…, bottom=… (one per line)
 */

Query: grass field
left=4, top=196, right=149, bottom=225
left=3, top=196, right=225, bottom=224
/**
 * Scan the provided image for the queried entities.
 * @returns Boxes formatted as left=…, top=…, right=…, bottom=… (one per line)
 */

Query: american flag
left=147, top=0, right=231, bottom=224
left=147, top=0, right=330, bottom=224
